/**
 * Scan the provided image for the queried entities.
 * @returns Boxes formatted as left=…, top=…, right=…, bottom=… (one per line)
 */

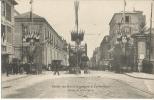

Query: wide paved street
left=2, top=71, right=154, bottom=98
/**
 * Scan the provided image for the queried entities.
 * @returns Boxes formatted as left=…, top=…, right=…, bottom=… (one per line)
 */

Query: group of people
left=6, top=61, right=31, bottom=77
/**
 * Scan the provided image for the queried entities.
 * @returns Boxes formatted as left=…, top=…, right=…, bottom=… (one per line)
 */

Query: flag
left=29, top=0, right=33, bottom=4
left=124, top=0, right=126, bottom=7
left=74, top=0, right=79, bottom=29
left=36, top=34, right=40, bottom=40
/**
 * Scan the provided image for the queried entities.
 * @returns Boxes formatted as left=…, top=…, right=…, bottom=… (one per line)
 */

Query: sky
left=15, top=0, right=154, bottom=58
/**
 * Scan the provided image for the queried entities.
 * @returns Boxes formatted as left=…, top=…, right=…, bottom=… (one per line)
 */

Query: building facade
left=1, top=0, right=18, bottom=73
left=149, top=28, right=154, bottom=73
left=90, top=47, right=101, bottom=69
left=109, top=10, right=147, bottom=71
left=14, top=12, right=69, bottom=67
left=99, top=35, right=111, bottom=66
left=109, top=11, right=146, bottom=48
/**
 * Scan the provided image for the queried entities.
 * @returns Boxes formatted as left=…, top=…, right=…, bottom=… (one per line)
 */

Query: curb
left=2, top=75, right=30, bottom=82
left=111, top=78, right=154, bottom=96
left=124, top=73, right=154, bottom=80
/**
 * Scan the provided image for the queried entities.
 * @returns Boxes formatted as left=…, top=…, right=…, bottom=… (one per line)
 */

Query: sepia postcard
left=1, top=0, right=154, bottom=99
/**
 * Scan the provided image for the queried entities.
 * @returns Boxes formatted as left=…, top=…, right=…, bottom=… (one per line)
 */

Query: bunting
left=23, top=31, right=40, bottom=42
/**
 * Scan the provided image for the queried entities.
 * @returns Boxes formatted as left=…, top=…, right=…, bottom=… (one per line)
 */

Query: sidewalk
left=124, top=72, right=154, bottom=94
left=1, top=71, right=71, bottom=82
left=124, top=72, right=154, bottom=80
left=1, top=74, right=29, bottom=82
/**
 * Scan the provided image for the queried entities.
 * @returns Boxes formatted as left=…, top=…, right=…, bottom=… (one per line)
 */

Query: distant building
left=1, top=0, right=18, bottom=73
left=100, top=35, right=111, bottom=66
left=90, top=47, right=101, bottom=69
left=14, top=12, right=69, bottom=67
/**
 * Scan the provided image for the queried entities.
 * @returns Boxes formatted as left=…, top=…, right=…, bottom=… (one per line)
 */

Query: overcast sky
left=15, top=0, right=154, bottom=58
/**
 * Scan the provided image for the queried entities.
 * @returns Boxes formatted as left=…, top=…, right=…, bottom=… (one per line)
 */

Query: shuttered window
left=1, top=1, right=5, bottom=17
left=6, top=3, right=11, bottom=21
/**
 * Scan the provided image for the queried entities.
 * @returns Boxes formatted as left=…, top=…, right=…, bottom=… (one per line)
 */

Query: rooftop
left=15, top=12, right=43, bottom=19
left=109, top=10, right=144, bottom=25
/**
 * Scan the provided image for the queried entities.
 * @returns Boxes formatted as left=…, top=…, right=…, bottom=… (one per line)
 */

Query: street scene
left=1, top=0, right=154, bottom=99
left=2, top=71, right=154, bottom=98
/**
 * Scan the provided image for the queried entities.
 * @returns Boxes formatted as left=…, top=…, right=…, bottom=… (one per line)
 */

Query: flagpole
left=74, top=0, right=79, bottom=33
left=30, top=0, right=33, bottom=22
left=22, top=24, right=24, bottom=64
left=74, top=0, right=79, bottom=68
left=30, top=0, right=33, bottom=43
left=123, top=0, right=126, bottom=25
left=149, top=1, right=153, bottom=62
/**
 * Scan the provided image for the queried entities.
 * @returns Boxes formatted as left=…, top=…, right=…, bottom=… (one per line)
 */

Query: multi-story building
left=100, top=35, right=111, bottom=66
left=109, top=10, right=147, bottom=71
left=14, top=12, right=69, bottom=67
left=148, top=28, right=154, bottom=73
left=90, top=47, right=101, bottom=69
left=1, top=0, right=18, bottom=73
left=109, top=11, right=146, bottom=47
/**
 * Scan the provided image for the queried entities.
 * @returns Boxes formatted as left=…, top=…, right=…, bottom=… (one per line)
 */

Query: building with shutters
left=1, top=0, right=18, bottom=73
left=14, top=12, right=69, bottom=68
left=109, top=10, right=146, bottom=48
left=109, top=10, right=147, bottom=71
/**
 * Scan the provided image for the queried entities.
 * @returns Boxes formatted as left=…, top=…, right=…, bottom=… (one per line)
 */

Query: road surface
left=2, top=71, right=154, bottom=98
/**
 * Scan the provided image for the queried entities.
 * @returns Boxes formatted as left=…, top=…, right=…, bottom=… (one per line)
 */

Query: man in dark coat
left=6, top=62, right=10, bottom=77
left=54, top=61, right=61, bottom=75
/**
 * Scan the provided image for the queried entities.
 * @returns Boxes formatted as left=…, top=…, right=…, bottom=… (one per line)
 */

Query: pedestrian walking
left=54, top=66, right=60, bottom=75
left=12, top=62, right=16, bottom=74
left=53, top=60, right=61, bottom=75
left=6, top=62, right=10, bottom=77
left=19, top=62, right=24, bottom=74
left=14, top=62, right=18, bottom=74
left=25, top=63, right=30, bottom=74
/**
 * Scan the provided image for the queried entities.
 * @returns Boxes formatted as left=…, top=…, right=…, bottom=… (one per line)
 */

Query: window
left=53, top=37, right=55, bottom=46
left=48, top=31, right=50, bottom=38
left=6, top=3, right=11, bottom=21
left=51, top=35, right=53, bottom=43
left=1, top=1, right=5, bottom=17
left=6, top=26, right=12, bottom=43
left=45, top=28, right=47, bottom=39
left=1, top=24, right=5, bottom=36
left=1, top=24, right=6, bottom=42
left=125, top=16, right=130, bottom=23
